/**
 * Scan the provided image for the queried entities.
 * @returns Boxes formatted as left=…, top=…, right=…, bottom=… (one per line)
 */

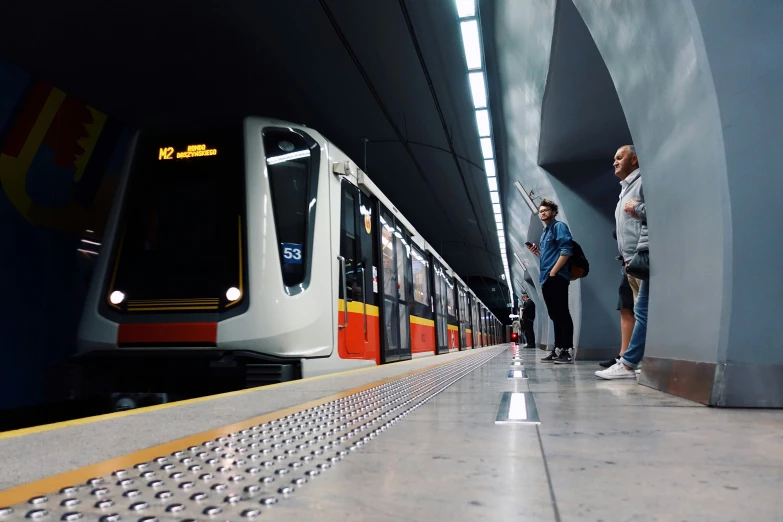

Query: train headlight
left=110, top=291, right=125, bottom=305
left=226, top=287, right=241, bottom=301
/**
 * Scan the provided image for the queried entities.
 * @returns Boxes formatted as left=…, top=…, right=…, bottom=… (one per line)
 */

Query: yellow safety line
left=0, top=348, right=496, bottom=506
left=0, top=347, right=495, bottom=441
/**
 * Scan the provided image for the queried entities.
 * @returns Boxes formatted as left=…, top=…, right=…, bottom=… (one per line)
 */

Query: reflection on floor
left=268, top=345, right=783, bottom=521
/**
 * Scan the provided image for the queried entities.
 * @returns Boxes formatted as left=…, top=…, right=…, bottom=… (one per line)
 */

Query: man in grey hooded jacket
left=596, top=194, right=649, bottom=379
left=613, top=145, right=644, bottom=301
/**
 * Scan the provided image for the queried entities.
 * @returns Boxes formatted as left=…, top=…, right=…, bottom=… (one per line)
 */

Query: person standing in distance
left=527, top=199, right=575, bottom=364
left=521, top=294, right=536, bottom=348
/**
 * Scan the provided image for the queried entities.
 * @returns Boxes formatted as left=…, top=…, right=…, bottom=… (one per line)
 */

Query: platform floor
left=1, top=345, right=783, bottom=521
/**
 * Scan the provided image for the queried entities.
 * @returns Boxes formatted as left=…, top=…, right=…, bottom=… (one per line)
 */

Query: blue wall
left=0, top=59, right=131, bottom=409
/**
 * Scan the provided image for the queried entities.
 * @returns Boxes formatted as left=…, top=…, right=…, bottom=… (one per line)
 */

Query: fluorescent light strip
left=476, top=109, right=490, bottom=137
left=267, top=149, right=311, bottom=165
left=460, top=20, right=482, bottom=70
left=480, top=137, right=493, bottom=159
left=485, top=159, right=496, bottom=178
left=469, top=72, right=487, bottom=108
left=456, top=0, right=475, bottom=18
left=456, top=2, right=513, bottom=316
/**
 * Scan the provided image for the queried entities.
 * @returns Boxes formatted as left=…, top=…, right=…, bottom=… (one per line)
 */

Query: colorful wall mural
left=0, top=58, right=133, bottom=410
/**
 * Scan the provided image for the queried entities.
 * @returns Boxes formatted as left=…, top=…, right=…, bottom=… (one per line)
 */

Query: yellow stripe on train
left=409, top=315, right=435, bottom=327
left=337, top=299, right=380, bottom=317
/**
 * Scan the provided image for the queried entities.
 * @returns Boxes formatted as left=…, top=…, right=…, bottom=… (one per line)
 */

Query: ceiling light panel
left=460, top=20, right=482, bottom=70
left=469, top=72, right=487, bottom=108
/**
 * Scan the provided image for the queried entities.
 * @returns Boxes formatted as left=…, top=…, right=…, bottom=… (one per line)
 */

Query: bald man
left=613, top=145, right=644, bottom=302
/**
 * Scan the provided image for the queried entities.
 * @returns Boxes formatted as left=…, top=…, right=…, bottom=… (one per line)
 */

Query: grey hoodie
left=615, top=169, right=644, bottom=263
left=633, top=201, right=648, bottom=252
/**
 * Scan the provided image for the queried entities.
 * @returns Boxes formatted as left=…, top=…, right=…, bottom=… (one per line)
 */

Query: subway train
left=75, top=117, right=505, bottom=401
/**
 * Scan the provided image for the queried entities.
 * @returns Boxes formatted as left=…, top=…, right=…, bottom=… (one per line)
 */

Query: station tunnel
left=0, top=0, right=782, bottom=520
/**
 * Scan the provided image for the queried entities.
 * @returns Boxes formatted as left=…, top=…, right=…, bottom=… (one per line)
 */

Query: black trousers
left=542, top=275, right=574, bottom=349
left=523, top=320, right=536, bottom=347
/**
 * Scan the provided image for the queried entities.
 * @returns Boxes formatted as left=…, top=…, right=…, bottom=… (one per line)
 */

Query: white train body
left=76, top=118, right=503, bottom=396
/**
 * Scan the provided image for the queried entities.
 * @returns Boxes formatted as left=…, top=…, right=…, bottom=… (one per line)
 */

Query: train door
left=445, top=277, right=459, bottom=350
left=378, top=206, right=413, bottom=363
left=338, top=180, right=380, bottom=361
left=458, top=287, right=468, bottom=350
left=409, top=245, right=435, bottom=355
left=466, top=294, right=474, bottom=349
left=432, top=260, right=449, bottom=355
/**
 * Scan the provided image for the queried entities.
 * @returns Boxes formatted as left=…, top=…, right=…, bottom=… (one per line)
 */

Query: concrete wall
left=497, top=0, right=783, bottom=405
left=689, top=0, right=783, bottom=366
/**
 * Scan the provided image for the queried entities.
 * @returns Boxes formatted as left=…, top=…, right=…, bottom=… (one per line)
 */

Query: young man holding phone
left=527, top=199, right=575, bottom=364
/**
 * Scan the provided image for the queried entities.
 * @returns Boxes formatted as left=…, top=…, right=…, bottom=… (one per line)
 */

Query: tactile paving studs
left=61, top=512, right=83, bottom=521
left=0, top=349, right=502, bottom=522
left=129, top=501, right=149, bottom=511
left=166, top=503, right=186, bottom=513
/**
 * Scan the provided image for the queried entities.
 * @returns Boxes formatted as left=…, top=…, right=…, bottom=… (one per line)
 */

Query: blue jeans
left=620, top=279, right=648, bottom=369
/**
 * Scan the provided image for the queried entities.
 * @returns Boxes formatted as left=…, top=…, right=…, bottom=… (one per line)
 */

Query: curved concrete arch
left=573, top=0, right=783, bottom=406
left=498, top=0, right=783, bottom=404
left=572, top=0, right=737, bottom=404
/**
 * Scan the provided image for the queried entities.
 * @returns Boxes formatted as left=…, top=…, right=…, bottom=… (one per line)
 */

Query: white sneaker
left=595, top=361, right=637, bottom=380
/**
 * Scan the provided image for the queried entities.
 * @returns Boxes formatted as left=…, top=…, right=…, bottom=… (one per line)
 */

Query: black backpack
left=569, top=240, right=590, bottom=280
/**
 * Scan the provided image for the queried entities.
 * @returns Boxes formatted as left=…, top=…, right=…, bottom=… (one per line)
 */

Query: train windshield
left=106, top=128, right=246, bottom=314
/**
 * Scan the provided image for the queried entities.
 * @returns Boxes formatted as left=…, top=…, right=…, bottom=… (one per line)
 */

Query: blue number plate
left=281, top=243, right=303, bottom=264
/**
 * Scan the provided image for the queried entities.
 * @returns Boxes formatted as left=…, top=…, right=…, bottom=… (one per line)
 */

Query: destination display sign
left=158, top=144, right=218, bottom=160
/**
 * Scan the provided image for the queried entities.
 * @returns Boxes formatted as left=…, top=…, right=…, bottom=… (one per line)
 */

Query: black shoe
left=599, top=356, right=619, bottom=368
left=554, top=349, right=573, bottom=364
left=541, top=351, right=557, bottom=362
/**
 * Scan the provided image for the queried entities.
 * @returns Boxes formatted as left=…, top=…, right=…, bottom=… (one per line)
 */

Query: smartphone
left=525, top=242, right=534, bottom=247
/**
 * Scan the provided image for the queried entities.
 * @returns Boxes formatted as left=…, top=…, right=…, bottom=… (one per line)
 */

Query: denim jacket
left=539, top=220, right=573, bottom=285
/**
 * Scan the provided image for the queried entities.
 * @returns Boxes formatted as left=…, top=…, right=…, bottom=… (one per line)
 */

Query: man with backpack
left=527, top=198, right=576, bottom=364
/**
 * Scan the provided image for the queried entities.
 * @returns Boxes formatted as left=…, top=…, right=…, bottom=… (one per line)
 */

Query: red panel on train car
left=337, top=302, right=381, bottom=364
left=117, top=322, right=218, bottom=344
left=448, top=325, right=459, bottom=350
left=410, top=317, right=435, bottom=354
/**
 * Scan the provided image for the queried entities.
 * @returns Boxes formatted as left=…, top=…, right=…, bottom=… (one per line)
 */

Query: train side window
left=340, top=190, right=361, bottom=301
left=446, top=277, right=455, bottom=317
left=411, top=246, right=429, bottom=306
left=263, top=129, right=317, bottom=287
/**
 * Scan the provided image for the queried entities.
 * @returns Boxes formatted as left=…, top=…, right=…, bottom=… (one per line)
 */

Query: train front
left=75, top=120, right=333, bottom=402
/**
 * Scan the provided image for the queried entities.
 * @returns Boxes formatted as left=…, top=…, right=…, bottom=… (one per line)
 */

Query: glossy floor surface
left=2, top=345, right=782, bottom=521
left=271, top=346, right=783, bottom=522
